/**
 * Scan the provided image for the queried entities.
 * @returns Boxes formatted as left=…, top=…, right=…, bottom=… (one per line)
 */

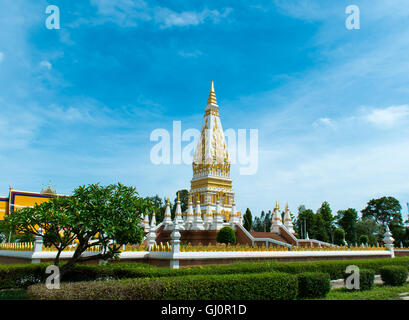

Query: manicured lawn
left=0, top=289, right=27, bottom=300
left=321, top=283, right=409, bottom=300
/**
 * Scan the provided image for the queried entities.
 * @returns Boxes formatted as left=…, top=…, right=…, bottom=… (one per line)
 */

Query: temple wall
left=0, top=252, right=393, bottom=267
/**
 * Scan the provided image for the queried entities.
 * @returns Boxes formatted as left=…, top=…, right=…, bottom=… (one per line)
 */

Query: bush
left=216, top=226, right=236, bottom=244
left=333, top=229, right=345, bottom=246
left=27, top=272, right=298, bottom=300
left=343, top=268, right=375, bottom=291
left=359, top=235, right=369, bottom=245
left=297, top=272, right=330, bottom=299
left=380, top=266, right=408, bottom=286
left=3, top=257, right=409, bottom=289
left=270, top=257, right=409, bottom=280
left=0, top=264, right=47, bottom=289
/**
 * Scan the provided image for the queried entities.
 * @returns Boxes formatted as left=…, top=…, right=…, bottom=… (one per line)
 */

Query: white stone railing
left=236, top=224, right=292, bottom=248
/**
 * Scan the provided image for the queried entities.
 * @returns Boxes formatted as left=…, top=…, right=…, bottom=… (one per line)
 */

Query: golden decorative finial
left=207, top=80, right=217, bottom=105
left=177, top=192, right=180, bottom=201
left=285, top=202, right=289, bottom=212
left=41, top=181, right=56, bottom=195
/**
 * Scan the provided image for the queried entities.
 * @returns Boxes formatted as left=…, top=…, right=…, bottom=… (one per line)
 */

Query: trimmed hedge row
left=297, top=272, right=331, bottom=299
left=26, top=272, right=299, bottom=300
left=2, top=256, right=409, bottom=289
left=380, top=266, right=409, bottom=286
left=0, top=263, right=155, bottom=289
left=269, top=257, right=409, bottom=280
left=66, top=256, right=409, bottom=281
left=343, top=268, right=375, bottom=291
left=0, top=264, right=47, bottom=289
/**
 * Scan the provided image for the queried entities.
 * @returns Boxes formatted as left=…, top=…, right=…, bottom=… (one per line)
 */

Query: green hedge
left=297, top=272, right=331, bottom=299
left=343, top=268, right=375, bottom=291
left=0, top=264, right=47, bottom=289
left=270, top=257, right=409, bottom=280
left=2, top=256, right=409, bottom=289
left=27, top=272, right=298, bottom=300
left=380, top=266, right=409, bottom=286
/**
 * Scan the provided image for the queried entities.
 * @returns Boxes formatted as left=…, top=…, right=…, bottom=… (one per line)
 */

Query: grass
left=0, top=289, right=27, bottom=300
left=321, top=283, right=409, bottom=300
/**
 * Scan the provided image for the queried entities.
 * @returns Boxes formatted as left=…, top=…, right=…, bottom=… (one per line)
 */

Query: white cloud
left=39, top=60, right=52, bottom=70
left=178, top=50, right=202, bottom=58
left=0, top=52, right=4, bottom=63
left=154, top=8, right=232, bottom=29
left=313, top=117, right=334, bottom=128
left=79, top=1, right=232, bottom=28
left=364, top=105, right=409, bottom=128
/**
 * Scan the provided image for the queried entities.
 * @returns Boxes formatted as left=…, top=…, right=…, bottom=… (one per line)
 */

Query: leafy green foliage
left=295, top=203, right=334, bottom=242
left=356, top=218, right=383, bottom=246
left=333, top=228, right=345, bottom=245
left=343, top=268, right=375, bottom=291
left=252, top=210, right=272, bottom=232
left=216, top=226, right=236, bottom=244
left=243, top=208, right=252, bottom=231
left=0, top=289, right=27, bottom=300
left=172, top=189, right=188, bottom=217
left=380, top=266, right=408, bottom=286
left=317, top=201, right=335, bottom=242
left=3, top=257, right=409, bottom=290
left=362, top=196, right=403, bottom=227
left=359, top=235, right=369, bottom=245
left=27, top=272, right=299, bottom=300
left=0, top=264, right=47, bottom=289
left=297, top=272, right=331, bottom=299
left=336, top=208, right=358, bottom=244
left=4, top=183, right=151, bottom=277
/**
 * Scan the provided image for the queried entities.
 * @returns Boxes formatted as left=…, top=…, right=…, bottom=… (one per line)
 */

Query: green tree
left=0, top=221, right=35, bottom=243
left=145, top=195, right=167, bottom=222
left=317, top=201, right=334, bottom=242
left=359, top=235, right=369, bottom=245
left=216, top=226, right=236, bottom=244
left=243, top=208, right=253, bottom=231
left=252, top=211, right=264, bottom=232
left=295, top=208, right=314, bottom=239
left=172, top=189, right=189, bottom=217
left=5, top=183, right=151, bottom=279
left=333, top=228, right=345, bottom=246
left=356, top=218, right=383, bottom=246
left=312, top=213, right=329, bottom=242
left=336, top=208, right=358, bottom=244
left=361, top=196, right=403, bottom=227
left=389, top=221, right=406, bottom=246
left=252, top=210, right=272, bottom=232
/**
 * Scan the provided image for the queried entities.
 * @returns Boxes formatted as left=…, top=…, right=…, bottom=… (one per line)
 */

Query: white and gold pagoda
left=189, top=81, right=236, bottom=225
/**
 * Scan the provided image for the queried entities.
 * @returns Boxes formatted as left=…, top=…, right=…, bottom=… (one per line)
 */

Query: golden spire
left=207, top=80, right=217, bottom=105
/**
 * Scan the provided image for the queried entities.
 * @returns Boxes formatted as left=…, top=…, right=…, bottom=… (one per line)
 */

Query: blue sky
left=1, top=0, right=409, bottom=220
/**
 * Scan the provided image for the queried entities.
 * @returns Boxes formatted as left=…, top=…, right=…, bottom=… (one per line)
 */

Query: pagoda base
left=157, top=230, right=219, bottom=246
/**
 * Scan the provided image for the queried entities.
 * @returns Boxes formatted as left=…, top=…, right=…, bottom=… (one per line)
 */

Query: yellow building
left=0, top=185, right=58, bottom=220
left=0, top=197, right=8, bottom=220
